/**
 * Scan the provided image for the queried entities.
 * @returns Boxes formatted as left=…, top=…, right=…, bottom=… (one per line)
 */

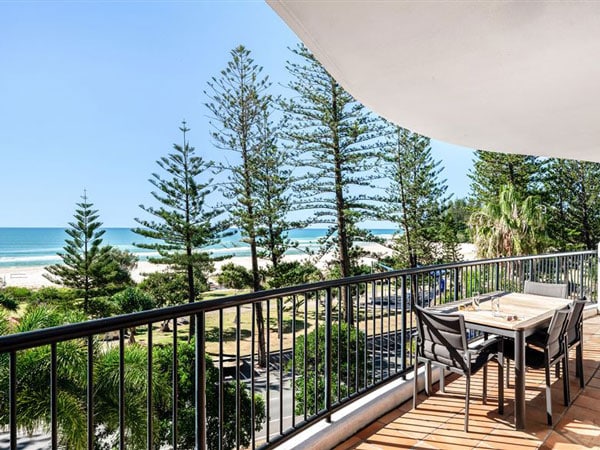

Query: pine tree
left=44, top=191, right=111, bottom=313
left=133, top=121, right=225, bottom=339
left=378, top=126, right=450, bottom=268
left=543, top=158, right=600, bottom=250
left=205, top=45, right=273, bottom=365
left=469, top=150, right=541, bottom=205
left=254, top=110, right=299, bottom=273
left=282, top=44, right=381, bottom=299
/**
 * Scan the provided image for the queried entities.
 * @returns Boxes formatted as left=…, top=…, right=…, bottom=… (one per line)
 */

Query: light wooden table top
left=440, top=292, right=572, bottom=331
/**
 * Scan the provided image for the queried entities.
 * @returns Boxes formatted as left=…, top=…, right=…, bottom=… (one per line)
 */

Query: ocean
left=0, top=228, right=397, bottom=268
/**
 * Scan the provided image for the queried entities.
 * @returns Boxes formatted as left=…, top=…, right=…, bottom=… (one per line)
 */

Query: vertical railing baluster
left=278, top=298, right=283, bottom=436
left=147, top=322, right=153, bottom=450
left=363, top=282, right=368, bottom=388
left=87, top=336, right=94, bottom=450
left=195, top=313, right=206, bottom=450
left=172, top=320, right=178, bottom=450
left=324, top=287, right=332, bottom=421
left=251, top=303, right=256, bottom=449
left=394, top=276, right=399, bottom=375
left=235, top=305, right=241, bottom=448
left=580, top=254, right=585, bottom=299
left=355, top=284, right=360, bottom=391
left=453, top=267, right=459, bottom=301
left=119, top=328, right=125, bottom=450
left=50, top=343, right=57, bottom=450
left=218, top=310, right=223, bottom=450
left=401, top=275, right=407, bottom=374
left=379, top=279, right=384, bottom=382
left=312, top=291, right=317, bottom=419
left=291, top=294, right=297, bottom=429
left=9, top=351, right=16, bottom=450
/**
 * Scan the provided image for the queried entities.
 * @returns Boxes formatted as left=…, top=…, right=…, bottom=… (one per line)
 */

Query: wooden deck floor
left=336, top=313, right=600, bottom=450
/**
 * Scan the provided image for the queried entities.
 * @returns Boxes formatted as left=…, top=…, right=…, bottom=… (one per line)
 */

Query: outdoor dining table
left=435, top=292, right=572, bottom=430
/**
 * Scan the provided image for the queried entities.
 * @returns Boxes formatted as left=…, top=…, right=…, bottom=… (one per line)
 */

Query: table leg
left=514, top=330, right=526, bottom=429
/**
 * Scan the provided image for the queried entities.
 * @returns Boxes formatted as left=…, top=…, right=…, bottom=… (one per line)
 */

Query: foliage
left=0, top=291, right=18, bottom=311
left=111, top=287, right=156, bottom=343
left=253, top=100, right=300, bottom=269
left=378, top=126, right=450, bottom=268
left=154, top=340, right=265, bottom=450
left=134, top=122, right=225, bottom=338
left=44, top=191, right=115, bottom=313
left=138, top=270, right=190, bottom=308
left=2, top=286, right=32, bottom=302
left=469, top=184, right=546, bottom=258
left=290, top=322, right=368, bottom=415
left=469, top=151, right=541, bottom=205
left=0, top=306, right=89, bottom=449
left=266, top=260, right=323, bottom=289
left=216, top=262, right=253, bottom=290
left=542, top=158, right=600, bottom=250
left=283, top=44, right=382, bottom=322
left=283, top=44, right=382, bottom=277
left=205, top=45, right=273, bottom=364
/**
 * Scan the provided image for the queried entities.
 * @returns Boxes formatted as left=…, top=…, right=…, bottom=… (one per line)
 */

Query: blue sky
left=0, top=1, right=475, bottom=227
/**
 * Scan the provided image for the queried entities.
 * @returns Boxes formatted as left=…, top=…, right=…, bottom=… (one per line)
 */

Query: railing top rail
left=0, top=249, right=596, bottom=352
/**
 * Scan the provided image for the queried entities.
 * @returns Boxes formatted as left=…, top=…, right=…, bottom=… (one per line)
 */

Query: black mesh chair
left=412, top=305, right=503, bottom=432
left=503, top=307, right=570, bottom=425
left=524, top=280, right=568, bottom=298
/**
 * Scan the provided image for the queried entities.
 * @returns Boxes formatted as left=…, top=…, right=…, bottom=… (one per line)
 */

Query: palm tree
left=469, top=184, right=546, bottom=258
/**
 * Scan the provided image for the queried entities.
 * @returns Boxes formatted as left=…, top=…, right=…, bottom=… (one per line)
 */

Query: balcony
left=0, top=250, right=598, bottom=449
left=336, top=313, right=600, bottom=450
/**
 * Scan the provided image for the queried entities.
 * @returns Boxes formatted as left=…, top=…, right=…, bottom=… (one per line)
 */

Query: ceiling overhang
left=267, top=1, right=600, bottom=162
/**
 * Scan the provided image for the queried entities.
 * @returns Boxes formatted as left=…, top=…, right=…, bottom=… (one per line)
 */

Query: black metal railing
left=0, top=250, right=596, bottom=449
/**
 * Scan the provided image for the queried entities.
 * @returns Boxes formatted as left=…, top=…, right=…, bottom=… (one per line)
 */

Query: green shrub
left=290, top=322, right=368, bottom=416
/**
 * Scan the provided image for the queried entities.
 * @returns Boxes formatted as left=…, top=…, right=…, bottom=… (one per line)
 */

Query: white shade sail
left=267, top=1, right=600, bottom=162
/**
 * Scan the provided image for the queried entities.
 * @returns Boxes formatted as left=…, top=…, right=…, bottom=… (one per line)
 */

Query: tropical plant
left=469, top=184, right=546, bottom=258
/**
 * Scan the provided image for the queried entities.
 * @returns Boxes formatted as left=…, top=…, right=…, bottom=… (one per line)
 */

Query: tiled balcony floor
left=336, top=314, right=600, bottom=450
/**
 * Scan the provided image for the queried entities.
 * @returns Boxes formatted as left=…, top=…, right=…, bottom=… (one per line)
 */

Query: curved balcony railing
left=0, top=250, right=596, bottom=449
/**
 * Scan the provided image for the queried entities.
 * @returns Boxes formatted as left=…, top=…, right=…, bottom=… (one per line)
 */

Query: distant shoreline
left=0, top=242, right=476, bottom=290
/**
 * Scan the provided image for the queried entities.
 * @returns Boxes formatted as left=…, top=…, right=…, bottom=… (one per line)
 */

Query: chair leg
left=576, top=343, right=584, bottom=388
left=555, top=361, right=560, bottom=379
left=413, top=358, right=419, bottom=410
left=498, top=355, right=504, bottom=415
left=562, top=355, right=570, bottom=406
left=440, top=367, right=445, bottom=393
left=506, top=358, right=511, bottom=388
left=545, top=363, right=553, bottom=426
left=425, top=361, right=432, bottom=395
left=465, top=374, right=470, bottom=433
left=483, top=363, right=488, bottom=404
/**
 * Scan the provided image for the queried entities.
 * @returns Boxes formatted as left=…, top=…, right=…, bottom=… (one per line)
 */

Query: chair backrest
left=545, top=307, right=570, bottom=361
left=524, top=280, right=568, bottom=299
left=414, top=305, right=468, bottom=372
left=566, top=300, right=586, bottom=345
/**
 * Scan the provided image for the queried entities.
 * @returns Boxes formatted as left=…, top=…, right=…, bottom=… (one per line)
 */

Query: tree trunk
left=250, top=238, right=267, bottom=367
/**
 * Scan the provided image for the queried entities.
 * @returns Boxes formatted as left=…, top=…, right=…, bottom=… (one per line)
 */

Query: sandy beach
left=0, top=242, right=476, bottom=289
